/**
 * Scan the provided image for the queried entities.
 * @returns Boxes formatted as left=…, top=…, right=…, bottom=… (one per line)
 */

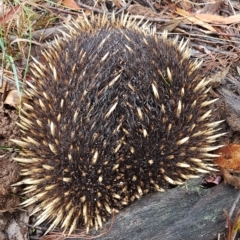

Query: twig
left=116, top=0, right=133, bottom=15
left=76, top=1, right=108, bottom=15
left=145, top=0, right=157, bottom=13
left=227, top=0, right=236, bottom=15
left=225, top=190, right=240, bottom=228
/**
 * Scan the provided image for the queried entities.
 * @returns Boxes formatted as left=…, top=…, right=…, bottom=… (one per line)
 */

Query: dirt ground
left=0, top=103, right=28, bottom=240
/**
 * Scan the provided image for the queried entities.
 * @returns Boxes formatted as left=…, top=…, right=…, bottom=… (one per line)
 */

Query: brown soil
left=0, top=102, right=25, bottom=240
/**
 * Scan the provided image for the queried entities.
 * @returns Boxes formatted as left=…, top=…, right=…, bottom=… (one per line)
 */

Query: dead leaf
left=160, top=20, right=182, bottom=32
left=214, top=144, right=240, bottom=171
left=4, top=90, right=21, bottom=108
left=177, top=7, right=240, bottom=26
left=203, top=175, right=222, bottom=185
left=128, top=4, right=159, bottom=18
left=176, top=8, right=217, bottom=32
left=207, top=65, right=230, bottom=87
left=226, top=107, right=240, bottom=132
left=195, top=13, right=240, bottom=25
left=217, top=88, right=240, bottom=132
left=198, top=0, right=223, bottom=14
left=222, top=168, right=240, bottom=189
left=0, top=4, right=22, bottom=24
left=178, top=0, right=193, bottom=11
left=62, top=0, right=81, bottom=10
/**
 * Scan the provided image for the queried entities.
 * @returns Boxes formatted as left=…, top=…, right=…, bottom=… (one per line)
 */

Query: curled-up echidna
left=12, top=14, right=225, bottom=234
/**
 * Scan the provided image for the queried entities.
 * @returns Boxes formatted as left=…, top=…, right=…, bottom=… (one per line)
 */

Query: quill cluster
left=12, top=14, right=224, bottom=235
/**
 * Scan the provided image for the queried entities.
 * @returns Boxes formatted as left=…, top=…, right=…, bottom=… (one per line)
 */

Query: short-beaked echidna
left=12, top=14, right=224, bottom=234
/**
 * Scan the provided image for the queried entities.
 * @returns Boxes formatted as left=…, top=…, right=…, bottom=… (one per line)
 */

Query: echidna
left=12, top=14, right=224, bottom=235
